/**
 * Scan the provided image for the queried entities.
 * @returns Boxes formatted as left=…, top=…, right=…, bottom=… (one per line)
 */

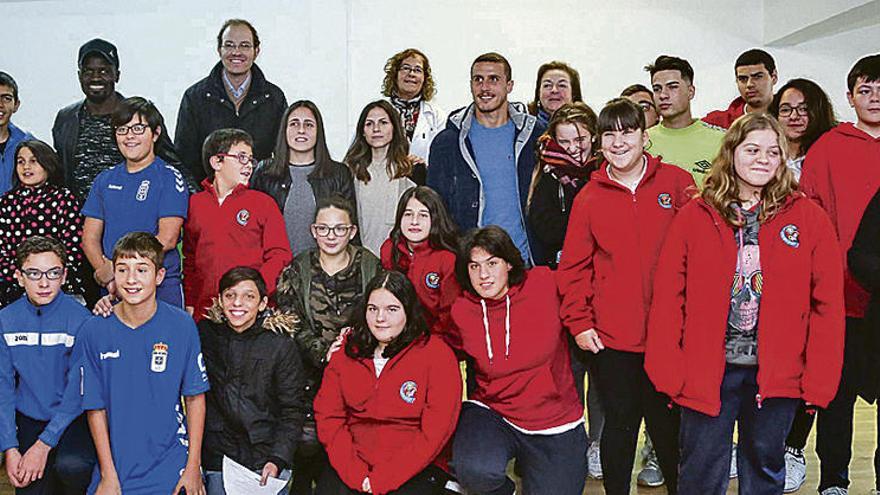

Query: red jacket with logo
left=703, top=97, right=746, bottom=129
left=380, top=238, right=461, bottom=348
left=183, top=180, right=292, bottom=319
left=557, top=154, right=695, bottom=352
left=800, top=122, right=880, bottom=318
left=314, top=335, right=461, bottom=495
left=450, top=267, right=582, bottom=430
left=645, top=195, right=844, bottom=416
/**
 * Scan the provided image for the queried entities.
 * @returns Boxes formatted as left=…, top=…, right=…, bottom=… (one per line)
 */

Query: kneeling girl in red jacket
left=450, top=226, right=587, bottom=495
left=380, top=186, right=461, bottom=349
left=645, top=113, right=845, bottom=494
left=313, top=271, right=462, bottom=495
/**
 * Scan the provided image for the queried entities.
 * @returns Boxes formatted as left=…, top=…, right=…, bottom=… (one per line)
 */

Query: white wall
left=1, top=0, right=875, bottom=159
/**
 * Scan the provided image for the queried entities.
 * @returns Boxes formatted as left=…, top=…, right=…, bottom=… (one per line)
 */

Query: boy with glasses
left=81, top=97, right=189, bottom=307
left=0, top=236, right=95, bottom=494
left=175, top=19, right=287, bottom=186
left=182, top=128, right=291, bottom=320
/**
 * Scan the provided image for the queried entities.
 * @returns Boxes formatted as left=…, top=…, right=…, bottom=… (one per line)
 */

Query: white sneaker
left=783, top=447, right=806, bottom=493
left=587, top=441, right=602, bottom=479
left=729, top=443, right=738, bottom=479
left=637, top=449, right=665, bottom=487
left=819, top=488, right=847, bottom=495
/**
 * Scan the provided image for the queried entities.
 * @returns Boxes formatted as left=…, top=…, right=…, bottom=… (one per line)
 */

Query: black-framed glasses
left=398, top=64, right=424, bottom=75
left=778, top=105, right=809, bottom=117
left=312, top=224, right=353, bottom=237
left=21, top=267, right=64, bottom=281
left=217, top=153, right=255, bottom=166
left=115, top=124, right=149, bottom=136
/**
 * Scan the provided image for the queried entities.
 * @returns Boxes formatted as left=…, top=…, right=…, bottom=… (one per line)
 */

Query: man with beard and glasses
left=427, top=52, right=543, bottom=266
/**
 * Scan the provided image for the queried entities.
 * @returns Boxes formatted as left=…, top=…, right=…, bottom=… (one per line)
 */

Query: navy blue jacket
left=0, top=293, right=90, bottom=450
left=427, top=102, right=545, bottom=264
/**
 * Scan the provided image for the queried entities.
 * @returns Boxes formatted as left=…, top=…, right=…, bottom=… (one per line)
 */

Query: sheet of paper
left=222, top=455, right=289, bottom=494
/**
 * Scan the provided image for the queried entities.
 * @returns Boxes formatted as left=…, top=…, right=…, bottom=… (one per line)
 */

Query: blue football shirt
left=81, top=157, right=188, bottom=280
left=80, top=302, right=209, bottom=495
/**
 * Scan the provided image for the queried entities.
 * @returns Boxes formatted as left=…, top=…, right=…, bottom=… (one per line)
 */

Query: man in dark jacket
left=52, top=38, right=183, bottom=200
left=175, top=19, right=287, bottom=186
left=427, top=52, right=544, bottom=266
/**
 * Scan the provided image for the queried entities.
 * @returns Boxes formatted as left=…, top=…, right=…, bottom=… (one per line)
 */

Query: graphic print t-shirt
left=725, top=205, right=762, bottom=366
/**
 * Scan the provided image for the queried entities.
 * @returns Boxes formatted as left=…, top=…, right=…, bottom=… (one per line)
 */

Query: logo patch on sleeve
left=151, top=342, right=168, bottom=372
left=780, top=224, right=800, bottom=248
left=657, top=193, right=673, bottom=209
left=400, top=380, right=418, bottom=404
left=425, top=272, right=440, bottom=289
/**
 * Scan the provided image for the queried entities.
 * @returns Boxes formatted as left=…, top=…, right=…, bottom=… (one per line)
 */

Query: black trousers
left=316, top=464, right=453, bottom=495
left=592, top=348, right=680, bottom=495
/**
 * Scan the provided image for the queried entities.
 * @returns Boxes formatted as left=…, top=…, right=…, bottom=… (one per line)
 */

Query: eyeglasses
left=221, top=41, right=254, bottom=52
left=217, top=153, right=255, bottom=166
left=636, top=101, right=655, bottom=112
left=21, top=267, right=64, bottom=281
left=778, top=105, right=809, bottom=117
left=115, top=124, right=149, bottom=136
left=398, top=64, right=424, bottom=75
left=312, top=224, right=353, bottom=237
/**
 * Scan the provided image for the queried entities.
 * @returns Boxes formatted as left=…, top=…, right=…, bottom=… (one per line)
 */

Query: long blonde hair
left=702, top=113, right=797, bottom=226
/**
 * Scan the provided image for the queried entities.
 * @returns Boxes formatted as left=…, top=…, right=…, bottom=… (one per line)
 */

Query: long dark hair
left=455, top=226, right=526, bottom=297
left=389, top=186, right=458, bottom=269
left=263, top=100, right=336, bottom=181
left=345, top=271, right=429, bottom=359
left=344, top=100, right=412, bottom=184
left=768, top=78, right=837, bottom=158
left=13, top=140, right=65, bottom=189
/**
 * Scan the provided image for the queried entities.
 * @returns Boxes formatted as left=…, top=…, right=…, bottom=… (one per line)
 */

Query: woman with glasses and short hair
left=274, top=195, right=380, bottom=495
left=382, top=48, right=446, bottom=165
left=0, top=139, right=85, bottom=306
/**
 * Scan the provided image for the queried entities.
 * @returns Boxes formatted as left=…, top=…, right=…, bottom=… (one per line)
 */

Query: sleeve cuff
left=37, top=430, right=60, bottom=449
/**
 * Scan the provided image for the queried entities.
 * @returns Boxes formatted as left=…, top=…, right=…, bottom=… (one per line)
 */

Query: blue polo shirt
left=80, top=302, right=209, bottom=495
left=82, top=157, right=188, bottom=280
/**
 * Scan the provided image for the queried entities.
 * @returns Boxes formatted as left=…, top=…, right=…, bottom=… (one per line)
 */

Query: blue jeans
left=205, top=468, right=291, bottom=495
left=452, top=403, right=587, bottom=495
left=15, top=413, right=96, bottom=495
left=679, top=365, right=798, bottom=495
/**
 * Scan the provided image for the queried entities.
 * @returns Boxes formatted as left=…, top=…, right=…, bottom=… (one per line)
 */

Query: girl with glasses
left=768, top=79, right=837, bottom=182
left=274, top=195, right=380, bottom=495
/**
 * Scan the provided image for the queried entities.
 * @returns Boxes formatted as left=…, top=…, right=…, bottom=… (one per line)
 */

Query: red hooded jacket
left=183, top=180, right=292, bottom=319
left=703, top=97, right=746, bottom=129
left=314, top=335, right=461, bottom=495
left=450, top=267, right=583, bottom=431
left=380, top=238, right=461, bottom=348
left=557, top=154, right=695, bottom=352
left=645, top=195, right=844, bottom=416
left=800, top=122, right=880, bottom=318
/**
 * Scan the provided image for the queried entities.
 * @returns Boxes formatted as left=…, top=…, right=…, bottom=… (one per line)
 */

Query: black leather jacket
left=198, top=315, right=306, bottom=472
left=250, top=158, right=356, bottom=213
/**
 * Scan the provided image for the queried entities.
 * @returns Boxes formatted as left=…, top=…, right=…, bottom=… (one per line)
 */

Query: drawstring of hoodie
left=480, top=295, right=511, bottom=364
left=736, top=206, right=745, bottom=282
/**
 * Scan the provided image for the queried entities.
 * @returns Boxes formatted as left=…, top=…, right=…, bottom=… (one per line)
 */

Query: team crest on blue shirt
left=425, top=272, right=440, bottom=289
left=657, top=193, right=673, bottom=209
left=400, top=380, right=418, bottom=404
left=136, top=180, right=151, bottom=201
left=236, top=209, right=250, bottom=226
left=780, top=224, right=800, bottom=248
left=151, top=342, right=168, bottom=372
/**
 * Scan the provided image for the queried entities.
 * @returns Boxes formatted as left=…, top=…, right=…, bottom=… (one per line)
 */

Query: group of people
left=0, top=15, right=879, bottom=495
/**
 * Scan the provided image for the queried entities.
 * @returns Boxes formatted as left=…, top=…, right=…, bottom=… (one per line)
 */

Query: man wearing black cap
left=52, top=38, right=182, bottom=201
left=175, top=19, right=287, bottom=186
